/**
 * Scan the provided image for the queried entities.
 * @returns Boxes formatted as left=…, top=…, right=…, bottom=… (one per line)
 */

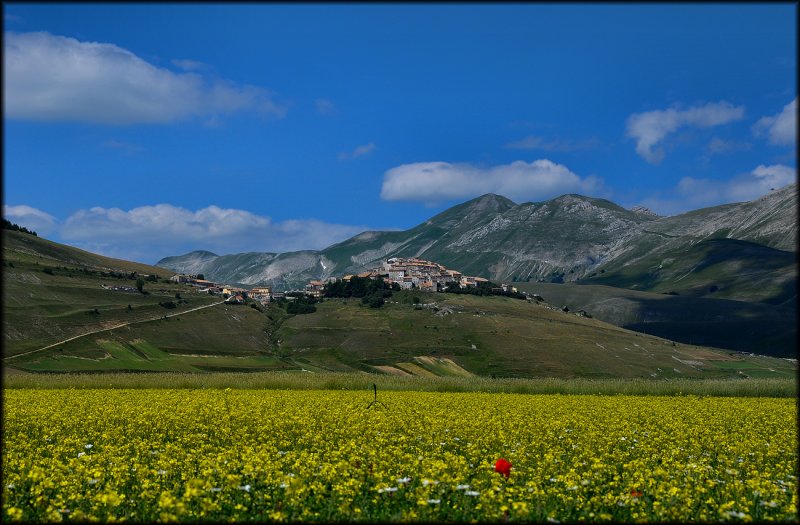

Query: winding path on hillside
left=3, top=301, right=226, bottom=361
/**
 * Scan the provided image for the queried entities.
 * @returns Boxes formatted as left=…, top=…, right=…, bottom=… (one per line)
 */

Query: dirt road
left=3, top=301, right=226, bottom=361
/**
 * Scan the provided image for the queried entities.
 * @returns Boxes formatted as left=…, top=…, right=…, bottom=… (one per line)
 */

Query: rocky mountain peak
left=630, top=205, right=659, bottom=217
left=466, top=193, right=517, bottom=212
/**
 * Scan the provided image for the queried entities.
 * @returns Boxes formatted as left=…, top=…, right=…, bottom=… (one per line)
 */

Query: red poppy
left=494, top=458, right=512, bottom=478
left=630, top=490, right=643, bottom=498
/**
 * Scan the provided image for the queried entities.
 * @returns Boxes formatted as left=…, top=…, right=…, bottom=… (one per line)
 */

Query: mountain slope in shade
left=156, top=184, right=797, bottom=302
left=514, top=282, right=796, bottom=358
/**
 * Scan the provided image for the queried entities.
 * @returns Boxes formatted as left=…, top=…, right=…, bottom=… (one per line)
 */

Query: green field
left=4, top=370, right=796, bottom=398
left=269, top=292, right=796, bottom=379
left=3, top=230, right=284, bottom=373
left=4, top=230, right=797, bottom=381
left=3, top=231, right=222, bottom=355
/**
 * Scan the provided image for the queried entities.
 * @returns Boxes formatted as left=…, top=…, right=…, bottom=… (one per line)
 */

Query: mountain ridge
left=156, top=184, right=797, bottom=298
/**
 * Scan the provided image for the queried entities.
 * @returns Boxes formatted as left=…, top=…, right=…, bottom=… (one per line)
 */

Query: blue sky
left=3, top=3, right=797, bottom=264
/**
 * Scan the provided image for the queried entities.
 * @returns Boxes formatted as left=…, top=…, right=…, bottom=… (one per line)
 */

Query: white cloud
left=3, top=31, right=286, bottom=124
left=339, top=142, right=376, bottom=160
left=705, top=137, right=750, bottom=154
left=56, top=204, right=373, bottom=263
left=3, top=204, right=57, bottom=234
left=380, top=159, right=601, bottom=203
left=635, top=164, right=796, bottom=215
left=504, top=135, right=602, bottom=152
left=315, top=98, right=337, bottom=116
left=753, top=98, right=797, bottom=146
left=750, top=164, right=797, bottom=189
left=626, top=101, right=745, bottom=163
left=702, top=137, right=751, bottom=161
left=352, top=143, right=376, bottom=158
left=171, top=58, right=209, bottom=72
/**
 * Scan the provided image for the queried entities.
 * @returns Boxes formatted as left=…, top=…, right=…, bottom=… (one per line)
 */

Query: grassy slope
left=273, top=291, right=796, bottom=380
left=3, top=231, right=284, bottom=373
left=4, top=231, right=796, bottom=380
left=582, top=238, right=796, bottom=304
left=512, top=282, right=797, bottom=358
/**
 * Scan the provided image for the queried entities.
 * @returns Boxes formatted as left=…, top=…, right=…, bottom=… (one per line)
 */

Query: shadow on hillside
left=622, top=295, right=797, bottom=358
left=587, top=239, right=797, bottom=304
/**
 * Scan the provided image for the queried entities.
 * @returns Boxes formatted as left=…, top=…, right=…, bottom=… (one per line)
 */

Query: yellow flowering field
left=2, top=389, right=797, bottom=522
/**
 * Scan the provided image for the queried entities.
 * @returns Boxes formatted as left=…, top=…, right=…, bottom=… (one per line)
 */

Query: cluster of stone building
left=169, top=274, right=322, bottom=305
left=352, top=257, right=490, bottom=292
left=169, top=274, right=275, bottom=305
left=170, top=257, right=513, bottom=306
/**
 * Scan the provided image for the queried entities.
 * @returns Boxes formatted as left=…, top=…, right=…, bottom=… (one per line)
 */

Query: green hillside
left=270, top=292, right=795, bottom=379
left=4, top=230, right=795, bottom=379
left=582, top=238, right=796, bottom=304
left=513, top=282, right=796, bottom=357
left=3, top=231, right=237, bottom=364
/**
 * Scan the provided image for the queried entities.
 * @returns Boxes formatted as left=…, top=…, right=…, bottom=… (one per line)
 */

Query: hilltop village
left=170, top=257, right=521, bottom=305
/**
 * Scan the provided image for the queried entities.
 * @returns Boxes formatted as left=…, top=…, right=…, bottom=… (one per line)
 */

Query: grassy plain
left=3, top=370, right=796, bottom=397
left=3, top=389, right=796, bottom=522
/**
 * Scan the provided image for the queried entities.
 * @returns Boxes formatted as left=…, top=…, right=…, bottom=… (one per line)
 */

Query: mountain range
left=157, top=184, right=797, bottom=304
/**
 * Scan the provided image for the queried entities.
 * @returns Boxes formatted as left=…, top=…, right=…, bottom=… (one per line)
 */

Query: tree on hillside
left=136, top=277, right=145, bottom=292
left=285, top=294, right=318, bottom=315
left=324, top=276, right=396, bottom=300
left=2, top=218, right=37, bottom=236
